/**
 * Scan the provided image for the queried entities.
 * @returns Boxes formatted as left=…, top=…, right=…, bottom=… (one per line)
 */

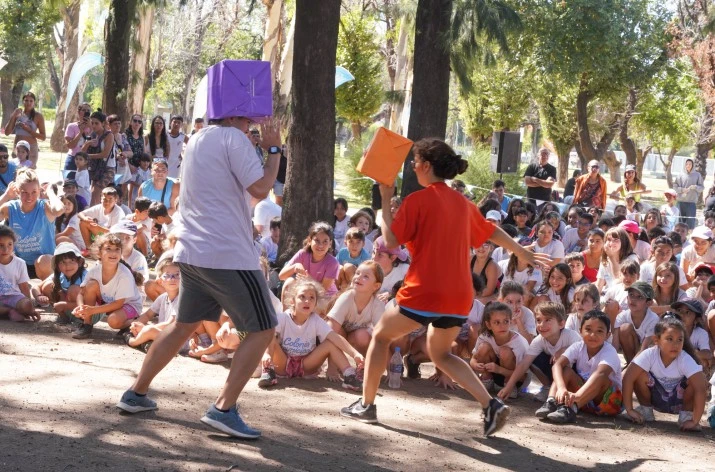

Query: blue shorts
left=531, top=351, right=554, bottom=383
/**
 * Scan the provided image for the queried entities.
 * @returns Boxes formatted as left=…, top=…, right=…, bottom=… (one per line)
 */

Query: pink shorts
left=97, top=299, right=140, bottom=320
left=0, top=294, right=28, bottom=309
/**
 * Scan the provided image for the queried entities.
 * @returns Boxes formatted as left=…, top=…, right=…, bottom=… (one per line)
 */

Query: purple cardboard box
left=206, top=60, right=273, bottom=121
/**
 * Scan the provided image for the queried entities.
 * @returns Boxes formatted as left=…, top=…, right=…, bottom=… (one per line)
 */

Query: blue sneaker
left=707, top=404, right=715, bottom=429
left=200, top=404, right=261, bottom=439
left=116, top=390, right=157, bottom=413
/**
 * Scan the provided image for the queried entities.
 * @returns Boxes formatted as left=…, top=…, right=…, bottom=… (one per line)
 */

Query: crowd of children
left=2, top=156, right=715, bottom=432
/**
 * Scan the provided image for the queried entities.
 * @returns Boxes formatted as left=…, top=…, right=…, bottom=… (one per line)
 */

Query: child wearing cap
left=618, top=220, right=651, bottom=263
left=372, top=236, right=410, bottom=301
left=35, top=242, right=88, bottom=324
left=613, top=281, right=660, bottom=363
left=660, top=190, right=680, bottom=232
left=671, top=298, right=713, bottom=370
left=685, top=263, right=715, bottom=307
left=110, top=221, right=149, bottom=282
left=61, top=179, right=87, bottom=212
left=14, top=140, right=32, bottom=168
left=681, top=226, right=715, bottom=283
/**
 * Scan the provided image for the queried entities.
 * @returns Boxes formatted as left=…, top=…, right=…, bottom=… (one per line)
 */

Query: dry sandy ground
left=1, top=316, right=714, bottom=472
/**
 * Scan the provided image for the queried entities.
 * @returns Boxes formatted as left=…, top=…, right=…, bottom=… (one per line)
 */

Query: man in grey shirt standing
left=674, top=158, right=704, bottom=229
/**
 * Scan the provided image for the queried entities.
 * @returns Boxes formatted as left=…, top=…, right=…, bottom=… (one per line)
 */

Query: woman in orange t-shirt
left=340, top=138, right=551, bottom=436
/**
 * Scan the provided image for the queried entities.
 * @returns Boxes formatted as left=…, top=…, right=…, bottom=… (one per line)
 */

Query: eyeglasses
left=160, top=272, right=180, bottom=280
left=132, top=119, right=142, bottom=124
left=0, top=154, right=8, bottom=159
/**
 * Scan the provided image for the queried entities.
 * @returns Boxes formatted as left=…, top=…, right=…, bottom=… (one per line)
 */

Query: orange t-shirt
left=393, top=182, right=496, bottom=316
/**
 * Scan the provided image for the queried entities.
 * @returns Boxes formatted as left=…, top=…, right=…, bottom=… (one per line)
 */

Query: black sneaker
left=535, top=398, right=557, bottom=419
left=340, top=398, right=377, bottom=424
left=483, top=398, right=510, bottom=437
left=257, top=367, right=278, bottom=389
left=55, top=313, right=72, bottom=325
left=123, top=331, right=134, bottom=346
left=404, top=354, right=421, bottom=379
left=342, top=374, right=362, bottom=391
left=116, top=327, right=130, bottom=338
left=546, top=404, right=576, bottom=424
left=141, top=341, right=153, bottom=353
left=72, top=324, right=93, bottom=339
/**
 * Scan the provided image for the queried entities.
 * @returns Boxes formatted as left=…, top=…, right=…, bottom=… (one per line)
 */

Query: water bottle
left=388, top=347, right=404, bottom=389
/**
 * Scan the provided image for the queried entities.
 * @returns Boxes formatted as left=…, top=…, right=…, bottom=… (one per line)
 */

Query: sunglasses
left=160, top=272, right=181, bottom=280
left=132, top=119, right=142, bottom=124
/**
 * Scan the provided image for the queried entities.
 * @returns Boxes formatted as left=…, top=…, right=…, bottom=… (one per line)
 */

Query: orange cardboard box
left=356, top=127, right=413, bottom=185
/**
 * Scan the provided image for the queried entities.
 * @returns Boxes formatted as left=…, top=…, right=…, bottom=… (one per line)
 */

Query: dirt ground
left=1, top=315, right=713, bottom=472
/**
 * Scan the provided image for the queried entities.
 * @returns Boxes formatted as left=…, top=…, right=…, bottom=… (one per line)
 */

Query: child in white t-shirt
left=533, top=263, right=575, bottom=313
left=622, top=316, right=707, bottom=431
left=125, top=257, right=180, bottom=350
left=671, top=298, right=713, bottom=370
left=499, top=281, right=537, bottom=343
left=71, top=234, right=144, bottom=339
left=470, top=302, right=530, bottom=396
left=73, top=152, right=91, bottom=204
left=498, top=302, right=582, bottom=402
left=333, top=198, right=349, bottom=251
left=566, top=283, right=600, bottom=332
left=110, top=221, right=149, bottom=282
left=540, top=310, right=623, bottom=423
left=0, top=226, right=38, bottom=322
left=497, top=252, right=541, bottom=306
left=259, top=279, right=365, bottom=391
left=613, top=281, right=660, bottom=363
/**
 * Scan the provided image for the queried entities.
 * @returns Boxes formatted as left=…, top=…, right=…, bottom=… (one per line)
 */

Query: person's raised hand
left=379, top=183, right=394, bottom=202
left=260, top=118, right=282, bottom=151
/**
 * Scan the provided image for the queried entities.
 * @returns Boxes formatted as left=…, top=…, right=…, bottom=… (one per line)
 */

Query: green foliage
left=41, top=107, right=56, bottom=121
left=461, top=144, right=524, bottom=199
left=335, top=11, right=384, bottom=135
left=0, top=0, right=60, bottom=83
left=336, top=144, right=374, bottom=205
left=533, top=73, right=579, bottom=153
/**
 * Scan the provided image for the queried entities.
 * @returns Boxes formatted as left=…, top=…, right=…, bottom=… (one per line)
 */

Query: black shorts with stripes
left=176, top=263, right=277, bottom=332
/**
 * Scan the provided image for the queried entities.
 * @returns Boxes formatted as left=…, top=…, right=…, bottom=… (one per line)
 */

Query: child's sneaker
left=677, top=410, right=698, bottom=430
left=200, top=404, right=261, bottom=439
left=483, top=398, right=509, bottom=436
left=55, top=313, right=72, bottom=325
left=707, top=404, right=715, bottom=428
left=257, top=367, right=278, bottom=389
left=535, top=398, right=557, bottom=419
left=404, top=354, right=421, bottom=379
left=340, top=398, right=378, bottom=424
left=534, top=385, right=550, bottom=403
left=116, top=390, right=158, bottom=413
left=546, top=404, right=576, bottom=424
left=634, top=405, right=655, bottom=422
left=342, top=374, right=362, bottom=391
left=72, top=324, right=93, bottom=339
left=481, top=378, right=494, bottom=392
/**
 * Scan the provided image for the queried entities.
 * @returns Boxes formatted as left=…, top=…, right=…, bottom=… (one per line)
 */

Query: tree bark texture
left=0, top=78, right=24, bottom=125
left=553, top=140, right=573, bottom=187
left=400, top=0, right=453, bottom=198
left=576, top=85, right=620, bottom=182
left=695, top=105, right=713, bottom=178
left=619, top=88, right=638, bottom=170
left=278, top=0, right=341, bottom=266
left=127, top=4, right=155, bottom=117
left=50, top=0, right=81, bottom=152
left=103, top=0, right=137, bottom=125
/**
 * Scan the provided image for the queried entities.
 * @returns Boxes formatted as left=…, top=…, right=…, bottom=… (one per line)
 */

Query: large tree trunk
left=182, top=1, right=212, bottom=120
left=127, top=4, right=154, bottom=116
left=390, top=18, right=412, bottom=133
left=262, top=0, right=285, bottom=118
left=619, top=88, right=638, bottom=169
left=50, top=0, right=81, bottom=152
left=553, top=140, right=573, bottom=187
left=659, top=147, right=677, bottom=188
left=400, top=0, right=453, bottom=198
left=695, top=106, right=714, bottom=178
left=278, top=0, right=340, bottom=266
left=576, top=81, right=620, bottom=182
left=602, top=150, right=622, bottom=183
left=0, top=78, right=24, bottom=125
left=103, top=0, right=138, bottom=125
left=275, top=12, right=295, bottom=125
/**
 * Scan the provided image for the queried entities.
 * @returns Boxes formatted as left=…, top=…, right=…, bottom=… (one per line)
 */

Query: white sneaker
left=534, top=386, right=550, bottom=403
left=634, top=405, right=655, bottom=422
left=509, top=388, right=518, bottom=399
left=677, top=410, right=694, bottom=428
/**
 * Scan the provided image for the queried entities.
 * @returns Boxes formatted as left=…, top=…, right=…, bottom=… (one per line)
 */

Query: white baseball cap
left=691, top=225, right=713, bottom=241
left=485, top=210, right=502, bottom=222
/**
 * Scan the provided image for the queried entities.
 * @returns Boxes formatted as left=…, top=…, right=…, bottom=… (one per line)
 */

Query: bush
left=335, top=143, right=374, bottom=205
left=42, top=107, right=56, bottom=121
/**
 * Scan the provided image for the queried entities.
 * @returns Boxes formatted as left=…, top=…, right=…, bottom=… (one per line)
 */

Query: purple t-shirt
left=287, top=249, right=340, bottom=296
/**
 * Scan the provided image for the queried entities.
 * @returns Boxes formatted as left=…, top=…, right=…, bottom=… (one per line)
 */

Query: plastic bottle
left=388, top=347, right=403, bottom=389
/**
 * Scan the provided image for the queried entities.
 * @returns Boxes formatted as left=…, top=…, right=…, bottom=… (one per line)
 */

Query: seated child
left=35, top=242, right=88, bottom=324
left=498, top=302, right=581, bottom=402
left=499, top=281, right=537, bottom=343
left=565, top=253, right=590, bottom=286
left=128, top=152, right=152, bottom=209
left=497, top=250, right=541, bottom=307
left=470, top=302, right=530, bottom=397
left=14, top=140, right=32, bottom=168
left=532, top=263, right=575, bottom=312
left=349, top=210, right=375, bottom=255
left=0, top=225, right=39, bottom=322
left=123, top=196, right=152, bottom=256
left=566, top=283, right=600, bottom=332
left=639, top=236, right=687, bottom=289
left=671, top=299, right=713, bottom=371
left=148, top=201, right=175, bottom=261
left=538, top=310, right=623, bottom=423
left=333, top=198, right=349, bottom=251
left=110, top=221, right=149, bottom=282
left=613, top=281, right=660, bottom=363
left=622, top=315, right=708, bottom=431
left=124, top=257, right=180, bottom=351
left=651, top=262, right=687, bottom=315
left=336, top=227, right=371, bottom=289
left=603, top=259, right=640, bottom=325
left=259, top=279, right=364, bottom=391
left=686, top=263, right=715, bottom=306
left=260, top=217, right=281, bottom=265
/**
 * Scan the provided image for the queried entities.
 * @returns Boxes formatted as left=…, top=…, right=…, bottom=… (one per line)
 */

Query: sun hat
left=691, top=225, right=713, bottom=241
left=485, top=210, right=502, bottom=223
left=54, top=242, right=82, bottom=258
left=110, top=220, right=138, bottom=236
left=626, top=281, right=655, bottom=301
left=373, top=236, right=409, bottom=262
left=624, top=164, right=636, bottom=172
left=16, top=140, right=31, bottom=152
left=671, top=298, right=704, bottom=316
left=618, top=220, right=640, bottom=235
left=664, top=189, right=677, bottom=198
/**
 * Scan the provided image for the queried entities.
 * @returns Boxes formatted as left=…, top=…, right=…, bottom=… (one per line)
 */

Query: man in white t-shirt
left=117, top=108, right=283, bottom=441
left=252, top=196, right=282, bottom=239
left=166, top=116, right=189, bottom=179
left=77, top=186, right=125, bottom=249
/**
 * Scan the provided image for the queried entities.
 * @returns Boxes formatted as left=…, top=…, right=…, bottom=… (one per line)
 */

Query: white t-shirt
left=150, top=291, right=180, bottom=323
left=542, top=286, right=575, bottom=305
left=614, top=308, right=659, bottom=341
left=174, top=126, right=264, bottom=270
left=534, top=239, right=565, bottom=260
left=327, top=290, right=385, bottom=332
left=82, top=263, right=143, bottom=314
left=564, top=313, right=582, bottom=332
left=526, top=328, right=582, bottom=357
left=66, top=214, right=86, bottom=250
left=75, top=169, right=91, bottom=203
left=497, top=259, right=542, bottom=288
left=473, top=331, right=529, bottom=363
left=253, top=198, right=282, bottom=239
left=467, top=299, right=485, bottom=326
left=515, top=305, right=537, bottom=336
left=490, top=247, right=510, bottom=264
left=563, top=340, right=623, bottom=388
left=660, top=204, right=680, bottom=232
left=690, top=326, right=710, bottom=351
left=603, top=282, right=629, bottom=312
left=81, top=204, right=125, bottom=229
left=380, top=263, right=409, bottom=293
left=334, top=217, right=349, bottom=251
left=596, top=253, right=639, bottom=290
left=166, top=132, right=186, bottom=179
left=639, top=260, right=687, bottom=286
left=634, top=240, right=651, bottom=262
left=275, top=310, right=332, bottom=357
left=125, top=248, right=149, bottom=282
left=561, top=228, right=589, bottom=253
left=0, top=255, right=30, bottom=297
left=124, top=214, right=152, bottom=245
left=632, top=346, right=702, bottom=393
left=680, top=244, right=715, bottom=273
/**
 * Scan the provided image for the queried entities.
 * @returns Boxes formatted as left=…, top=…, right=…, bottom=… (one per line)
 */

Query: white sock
left=343, top=366, right=356, bottom=377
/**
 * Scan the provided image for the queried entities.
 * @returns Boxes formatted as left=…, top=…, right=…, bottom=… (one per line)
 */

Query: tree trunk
left=127, top=4, right=154, bottom=116
left=350, top=121, right=362, bottom=144
left=50, top=0, right=81, bottom=153
left=382, top=3, right=397, bottom=128
left=0, top=78, right=24, bottom=125
left=636, top=146, right=651, bottom=181
left=618, top=88, right=638, bottom=170
left=602, top=150, right=622, bottom=183
left=553, top=140, right=573, bottom=187
left=182, top=1, right=211, bottom=120
left=695, top=106, right=713, bottom=178
left=275, top=12, right=295, bottom=125
left=401, top=0, right=453, bottom=198
left=659, top=147, right=677, bottom=188
left=103, top=0, right=138, bottom=125
left=389, top=18, right=410, bottom=133
left=278, top=0, right=340, bottom=266
left=262, top=0, right=285, bottom=117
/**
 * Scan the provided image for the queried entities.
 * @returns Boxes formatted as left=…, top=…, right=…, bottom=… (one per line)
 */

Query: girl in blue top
left=0, top=168, right=65, bottom=280
left=35, top=242, right=88, bottom=325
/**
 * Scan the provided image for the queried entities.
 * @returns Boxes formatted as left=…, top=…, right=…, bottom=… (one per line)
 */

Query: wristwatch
left=268, top=146, right=281, bottom=154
